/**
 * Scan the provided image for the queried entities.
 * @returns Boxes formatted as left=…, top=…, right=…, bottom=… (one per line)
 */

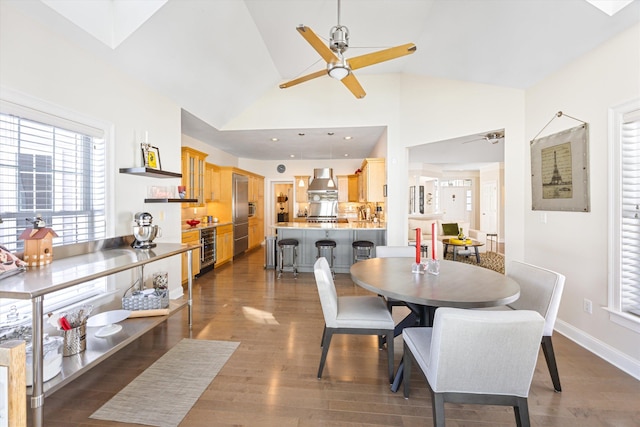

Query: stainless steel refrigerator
left=232, top=173, right=249, bottom=256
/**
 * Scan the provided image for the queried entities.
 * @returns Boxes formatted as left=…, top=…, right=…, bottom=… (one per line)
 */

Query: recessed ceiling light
left=290, top=154, right=295, bottom=158
left=271, top=137, right=279, bottom=142
left=344, top=136, right=352, bottom=140
left=344, top=154, right=349, bottom=157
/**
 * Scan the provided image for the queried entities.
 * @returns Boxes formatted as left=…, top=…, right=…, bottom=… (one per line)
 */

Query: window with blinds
left=0, top=99, right=108, bottom=322
left=619, top=108, right=640, bottom=317
left=609, top=100, right=640, bottom=330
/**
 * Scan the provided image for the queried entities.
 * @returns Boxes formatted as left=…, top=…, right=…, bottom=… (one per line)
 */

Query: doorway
left=273, top=182, right=293, bottom=223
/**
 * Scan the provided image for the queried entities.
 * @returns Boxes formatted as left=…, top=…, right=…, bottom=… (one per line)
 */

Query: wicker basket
left=122, top=290, right=169, bottom=311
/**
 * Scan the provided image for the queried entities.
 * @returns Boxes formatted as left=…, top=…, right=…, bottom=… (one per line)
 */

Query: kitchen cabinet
left=294, top=176, right=310, bottom=203
left=215, top=224, right=233, bottom=267
left=204, top=162, right=220, bottom=202
left=248, top=174, right=263, bottom=202
left=337, top=174, right=359, bottom=202
left=358, top=158, right=386, bottom=203
left=248, top=216, right=264, bottom=250
left=181, top=230, right=201, bottom=283
left=181, top=147, right=208, bottom=206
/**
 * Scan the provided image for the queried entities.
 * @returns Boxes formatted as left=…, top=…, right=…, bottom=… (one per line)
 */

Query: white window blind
left=0, top=101, right=108, bottom=322
left=620, top=108, right=640, bottom=317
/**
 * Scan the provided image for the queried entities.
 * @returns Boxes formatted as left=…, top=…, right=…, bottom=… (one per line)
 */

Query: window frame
left=0, top=88, right=115, bottom=323
left=607, top=98, right=640, bottom=333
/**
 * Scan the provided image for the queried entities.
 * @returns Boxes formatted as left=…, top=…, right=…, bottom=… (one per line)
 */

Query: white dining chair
left=506, top=260, right=566, bottom=392
left=313, top=257, right=396, bottom=383
left=375, top=245, right=416, bottom=258
left=375, top=246, right=416, bottom=312
left=403, top=307, right=545, bottom=427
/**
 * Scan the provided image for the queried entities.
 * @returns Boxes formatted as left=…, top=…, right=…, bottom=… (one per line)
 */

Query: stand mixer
left=131, top=212, right=161, bottom=249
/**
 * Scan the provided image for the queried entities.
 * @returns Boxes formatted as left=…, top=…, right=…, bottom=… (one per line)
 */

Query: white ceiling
left=6, top=0, right=640, bottom=162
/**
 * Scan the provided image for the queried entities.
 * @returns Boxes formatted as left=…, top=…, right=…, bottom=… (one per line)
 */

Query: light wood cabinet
left=249, top=175, right=264, bottom=249
left=249, top=217, right=259, bottom=249
left=294, top=176, right=309, bottom=203
left=181, top=230, right=201, bottom=283
left=215, top=224, right=233, bottom=267
left=181, top=147, right=208, bottom=206
left=248, top=174, right=263, bottom=202
left=204, top=162, right=220, bottom=202
left=358, top=158, right=386, bottom=202
left=337, top=174, right=359, bottom=202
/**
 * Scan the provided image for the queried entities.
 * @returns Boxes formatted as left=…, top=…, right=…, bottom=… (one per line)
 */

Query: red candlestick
left=416, top=228, right=421, bottom=263
left=432, top=222, right=437, bottom=260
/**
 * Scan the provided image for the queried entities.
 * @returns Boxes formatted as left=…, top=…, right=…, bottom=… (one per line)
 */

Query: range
left=306, top=168, right=338, bottom=223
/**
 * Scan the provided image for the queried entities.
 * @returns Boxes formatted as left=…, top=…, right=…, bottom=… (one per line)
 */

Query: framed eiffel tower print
left=531, top=123, right=590, bottom=212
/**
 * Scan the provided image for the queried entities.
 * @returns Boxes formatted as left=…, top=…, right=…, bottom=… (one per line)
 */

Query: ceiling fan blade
left=279, top=69, right=327, bottom=89
left=348, top=43, right=417, bottom=71
left=341, top=73, right=366, bottom=99
left=296, top=25, right=339, bottom=63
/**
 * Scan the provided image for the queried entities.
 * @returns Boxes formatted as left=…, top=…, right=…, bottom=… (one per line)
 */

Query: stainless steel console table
left=0, top=236, right=199, bottom=427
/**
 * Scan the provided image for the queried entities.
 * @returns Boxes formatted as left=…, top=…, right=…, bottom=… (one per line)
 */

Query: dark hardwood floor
left=33, top=247, right=640, bottom=426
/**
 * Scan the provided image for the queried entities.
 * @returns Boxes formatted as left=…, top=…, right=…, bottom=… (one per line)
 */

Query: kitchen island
left=272, top=222, right=386, bottom=274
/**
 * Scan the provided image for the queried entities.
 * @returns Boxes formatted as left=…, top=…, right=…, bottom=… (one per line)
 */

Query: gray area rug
left=90, top=338, right=239, bottom=427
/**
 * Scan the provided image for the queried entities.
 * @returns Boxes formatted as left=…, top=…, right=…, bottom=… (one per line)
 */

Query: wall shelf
left=144, top=198, right=198, bottom=203
left=119, top=167, right=182, bottom=178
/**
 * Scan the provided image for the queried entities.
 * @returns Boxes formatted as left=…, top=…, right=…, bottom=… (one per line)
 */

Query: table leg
left=31, top=296, right=44, bottom=427
left=443, top=243, right=449, bottom=258
left=474, top=247, right=481, bottom=263
left=452, top=246, right=457, bottom=261
left=187, top=249, right=193, bottom=328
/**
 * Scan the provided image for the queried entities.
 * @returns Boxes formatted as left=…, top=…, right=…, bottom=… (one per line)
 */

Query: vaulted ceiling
left=6, top=0, right=640, bottom=161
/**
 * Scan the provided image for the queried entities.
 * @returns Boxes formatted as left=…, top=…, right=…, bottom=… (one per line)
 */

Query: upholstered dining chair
left=505, top=260, right=566, bottom=392
left=375, top=246, right=415, bottom=312
left=403, top=307, right=545, bottom=427
left=375, top=245, right=416, bottom=258
left=313, top=257, right=396, bottom=383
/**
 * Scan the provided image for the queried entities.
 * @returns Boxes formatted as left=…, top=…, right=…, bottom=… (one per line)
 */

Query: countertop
left=272, top=221, right=386, bottom=230
left=181, top=221, right=233, bottom=232
left=0, top=240, right=199, bottom=299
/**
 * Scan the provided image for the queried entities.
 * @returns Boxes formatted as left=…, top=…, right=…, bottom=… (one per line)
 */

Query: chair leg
left=541, top=335, right=562, bottom=392
left=317, top=328, right=333, bottom=379
left=320, top=326, right=326, bottom=347
left=403, top=344, right=412, bottom=399
left=431, top=392, right=446, bottom=427
left=386, top=332, right=394, bottom=384
left=513, top=396, right=530, bottom=427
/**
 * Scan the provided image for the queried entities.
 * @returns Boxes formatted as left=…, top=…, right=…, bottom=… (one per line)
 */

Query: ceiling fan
left=279, top=0, right=417, bottom=99
left=462, top=131, right=505, bottom=145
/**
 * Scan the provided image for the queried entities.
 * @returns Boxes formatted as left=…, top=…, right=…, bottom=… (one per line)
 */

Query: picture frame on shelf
left=141, top=144, right=162, bottom=170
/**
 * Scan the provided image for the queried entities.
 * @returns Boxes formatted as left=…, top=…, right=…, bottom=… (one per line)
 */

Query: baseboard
left=555, top=319, right=640, bottom=380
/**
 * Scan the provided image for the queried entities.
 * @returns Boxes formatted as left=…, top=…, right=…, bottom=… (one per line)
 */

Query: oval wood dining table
left=350, top=257, right=521, bottom=391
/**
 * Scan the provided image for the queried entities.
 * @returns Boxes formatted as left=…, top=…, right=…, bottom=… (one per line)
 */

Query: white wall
left=0, top=4, right=184, bottom=298
left=525, top=24, right=640, bottom=374
left=226, top=74, right=526, bottom=260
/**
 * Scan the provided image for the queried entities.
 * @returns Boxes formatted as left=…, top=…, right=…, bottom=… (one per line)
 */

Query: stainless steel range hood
left=307, top=168, right=338, bottom=194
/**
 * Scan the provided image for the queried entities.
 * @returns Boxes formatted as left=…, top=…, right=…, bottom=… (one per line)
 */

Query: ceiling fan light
left=328, top=64, right=350, bottom=80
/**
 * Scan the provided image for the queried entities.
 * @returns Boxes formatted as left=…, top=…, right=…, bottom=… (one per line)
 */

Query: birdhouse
left=19, top=227, right=58, bottom=267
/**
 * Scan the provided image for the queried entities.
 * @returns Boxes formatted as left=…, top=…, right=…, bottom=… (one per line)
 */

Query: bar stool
left=352, top=240, right=374, bottom=263
left=277, top=238, right=299, bottom=278
left=315, top=239, right=337, bottom=277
